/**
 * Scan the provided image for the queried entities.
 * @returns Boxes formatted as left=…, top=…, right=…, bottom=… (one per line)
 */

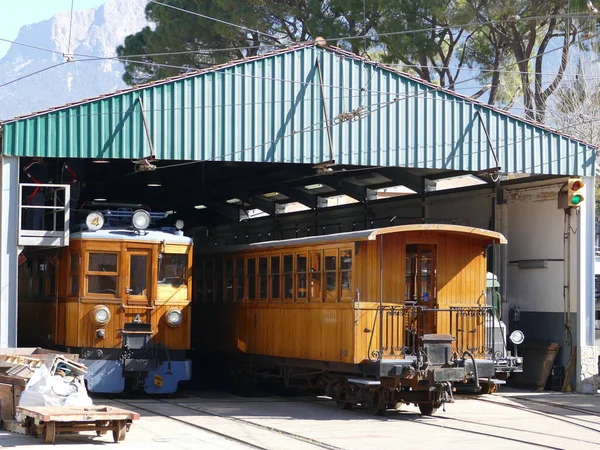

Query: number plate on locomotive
left=154, top=375, right=164, bottom=387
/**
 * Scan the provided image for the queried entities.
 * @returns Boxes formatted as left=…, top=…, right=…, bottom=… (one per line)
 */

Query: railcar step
left=347, top=378, right=381, bottom=386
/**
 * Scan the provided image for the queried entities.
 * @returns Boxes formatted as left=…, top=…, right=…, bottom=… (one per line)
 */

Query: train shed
left=0, top=41, right=597, bottom=392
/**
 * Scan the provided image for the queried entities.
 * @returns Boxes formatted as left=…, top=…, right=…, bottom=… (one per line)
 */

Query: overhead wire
left=147, top=0, right=281, bottom=42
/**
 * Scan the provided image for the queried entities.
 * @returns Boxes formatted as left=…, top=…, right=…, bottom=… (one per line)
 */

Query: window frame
left=84, top=251, right=120, bottom=298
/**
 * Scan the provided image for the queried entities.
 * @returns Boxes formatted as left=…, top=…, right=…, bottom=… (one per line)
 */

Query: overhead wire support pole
left=315, top=57, right=335, bottom=165
left=137, top=97, right=156, bottom=160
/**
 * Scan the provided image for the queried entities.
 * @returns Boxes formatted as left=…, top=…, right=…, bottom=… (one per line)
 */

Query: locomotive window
left=158, top=254, right=187, bottom=287
left=235, top=258, right=244, bottom=302
left=47, top=260, right=56, bottom=298
left=70, top=252, right=80, bottom=295
left=70, top=253, right=80, bottom=272
left=247, top=258, right=256, bottom=300
left=283, top=254, right=293, bottom=300
left=309, top=251, right=322, bottom=302
left=129, top=254, right=148, bottom=296
left=87, top=252, right=118, bottom=296
left=270, top=256, right=280, bottom=300
left=36, top=258, right=46, bottom=297
left=225, top=259, right=234, bottom=302
left=340, top=249, right=353, bottom=301
left=324, top=251, right=337, bottom=302
left=258, top=257, right=268, bottom=300
left=296, top=253, right=307, bottom=300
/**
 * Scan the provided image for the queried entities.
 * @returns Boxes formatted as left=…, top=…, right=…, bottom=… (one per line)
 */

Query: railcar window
left=129, top=254, right=148, bottom=296
left=87, top=252, right=118, bottom=295
left=283, top=254, right=293, bottom=300
left=205, top=260, right=214, bottom=302
left=405, top=244, right=437, bottom=303
left=296, top=253, right=307, bottom=300
left=247, top=258, right=256, bottom=300
left=158, top=254, right=187, bottom=287
left=309, top=251, right=322, bottom=301
left=258, top=257, right=268, bottom=300
left=225, top=259, right=234, bottom=302
left=195, top=261, right=205, bottom=302
left=215, top=260, right=224, bottom=302
left=270, top=256, right=280, bottom=301
left=324, top=251, right=337, bottom=302
left=340, top=249, right=353, bottom=301
left=235, top=258, right=244, bottom=301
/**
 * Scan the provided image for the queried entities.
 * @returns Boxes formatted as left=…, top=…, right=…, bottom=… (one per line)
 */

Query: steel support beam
left=277, top=186, right=326, bottom=209
left=333, top=178, right=377, bottom=202
left=376, top=168, right=425, bottom=194
left=0, top=156, right=19, bottom=347
left=204, top=200, right=249, bottom=222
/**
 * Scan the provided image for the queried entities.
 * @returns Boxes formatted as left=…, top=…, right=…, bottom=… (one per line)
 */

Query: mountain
left=0, top=0, right=149, bottom=121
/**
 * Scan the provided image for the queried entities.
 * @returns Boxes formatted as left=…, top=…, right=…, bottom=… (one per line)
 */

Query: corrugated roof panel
left=1, top=43, right=596, bottom=176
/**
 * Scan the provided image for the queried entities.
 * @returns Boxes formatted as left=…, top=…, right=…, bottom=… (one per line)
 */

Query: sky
left=0, top=0, right=107, bottom=58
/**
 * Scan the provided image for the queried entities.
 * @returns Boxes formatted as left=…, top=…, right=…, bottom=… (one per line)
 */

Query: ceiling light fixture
left=226, top=198, right=241, bottom=204
left=92, top=159, right=109, bottom=164
left=263, top=192, right=279, bottom=197
left=194, top=204, right=207, bottom=210
left=304, top=183, right=324, bottom=190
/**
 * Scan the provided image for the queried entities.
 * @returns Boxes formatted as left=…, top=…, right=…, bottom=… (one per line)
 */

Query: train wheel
left=366, top=390, right=385, bottom=416
left=418, top=402, right=441, bottom=416
left=479, top=381, right=497, bottom=395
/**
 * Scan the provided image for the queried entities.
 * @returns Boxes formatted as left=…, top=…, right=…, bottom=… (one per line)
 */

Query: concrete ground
left=1, top=388, right=599, bottom=449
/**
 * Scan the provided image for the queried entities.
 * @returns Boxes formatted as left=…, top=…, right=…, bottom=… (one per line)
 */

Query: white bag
left=18, top=364, right=93, bottom=409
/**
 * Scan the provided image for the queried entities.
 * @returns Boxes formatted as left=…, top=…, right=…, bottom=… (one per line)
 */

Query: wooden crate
left=0, top=374, right=28, bottom=421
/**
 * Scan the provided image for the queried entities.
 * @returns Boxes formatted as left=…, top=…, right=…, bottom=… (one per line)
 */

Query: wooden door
left=124, top=248, right=152, bottom=307
left=405, top=244, right=437, bottom=335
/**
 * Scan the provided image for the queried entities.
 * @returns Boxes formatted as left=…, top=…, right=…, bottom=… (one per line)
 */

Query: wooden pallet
left=16, top=405, right=140, bottom=444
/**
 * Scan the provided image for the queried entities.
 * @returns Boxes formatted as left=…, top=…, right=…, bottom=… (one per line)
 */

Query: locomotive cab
left=18, top=204, right=193, bottom=394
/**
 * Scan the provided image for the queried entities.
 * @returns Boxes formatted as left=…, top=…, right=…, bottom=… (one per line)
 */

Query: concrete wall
left=502, top=178, right=597, bottom=391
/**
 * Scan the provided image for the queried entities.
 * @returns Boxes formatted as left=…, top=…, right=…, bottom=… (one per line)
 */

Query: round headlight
left=175, top=219, right=184, bottom=230
left=132, top=209, right=151, bottom=230
left=86, top=211, right=104, bottom=231
left=93, top=305, right=111, bottom=325
left=509, top=330, right=525, bottom=345
left=165, top=308, right=183, bottom=327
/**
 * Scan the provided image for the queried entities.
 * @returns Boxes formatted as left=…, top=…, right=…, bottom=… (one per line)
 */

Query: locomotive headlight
left=132, top=209, right=151, bottom=230
left=175, top=219, right=184, bottom=230
left=92, top=305, right=111, bottom=325
left=165, top=308, right=183, bottom=327
left=509, top=330, right=525, bottom=345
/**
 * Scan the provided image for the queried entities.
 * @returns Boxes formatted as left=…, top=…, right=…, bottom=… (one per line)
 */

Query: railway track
left=105, top=391, right=600, bottom=450
left=475, top=395, right=600, bottom=434
left=111, top=398, right=343, bottom=450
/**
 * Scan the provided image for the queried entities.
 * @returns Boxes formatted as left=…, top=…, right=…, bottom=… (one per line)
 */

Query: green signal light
left=571, top=194, right=583, bottom=205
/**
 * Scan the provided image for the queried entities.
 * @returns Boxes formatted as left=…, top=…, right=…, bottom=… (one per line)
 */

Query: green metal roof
left=1, top=42, right=597, bottom=176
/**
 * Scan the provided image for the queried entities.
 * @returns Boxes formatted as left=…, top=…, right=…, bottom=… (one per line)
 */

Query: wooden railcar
left=18, top=205, right=193, bottom=394
left=194, top=224, right=516, bottom=415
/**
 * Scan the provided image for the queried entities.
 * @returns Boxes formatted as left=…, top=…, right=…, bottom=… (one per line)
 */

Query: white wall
left=504, top=182, right=571, bottom=314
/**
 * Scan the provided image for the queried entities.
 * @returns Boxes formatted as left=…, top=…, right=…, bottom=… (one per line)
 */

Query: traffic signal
left=567, top=178, right=584, bottom=207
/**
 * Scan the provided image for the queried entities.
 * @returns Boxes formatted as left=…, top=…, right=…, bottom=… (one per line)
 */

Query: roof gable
left=2, top=42, right=596, bottom=176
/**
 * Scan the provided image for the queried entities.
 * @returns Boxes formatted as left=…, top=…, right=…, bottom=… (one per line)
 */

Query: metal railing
left=367, top=305, right=495, bottom=362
